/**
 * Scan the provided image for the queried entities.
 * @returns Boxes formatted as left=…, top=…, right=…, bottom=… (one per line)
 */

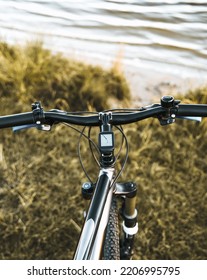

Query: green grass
left=0, top=41, right=206, bottom=260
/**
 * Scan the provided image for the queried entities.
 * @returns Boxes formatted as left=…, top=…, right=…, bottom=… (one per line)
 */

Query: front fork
left=115, top=182, right=138, bottom=260
left=82, top=181, right=138, bottom=260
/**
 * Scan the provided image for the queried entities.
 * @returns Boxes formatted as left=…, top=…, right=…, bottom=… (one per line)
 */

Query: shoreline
left=2, top=39, right=207, bottom=107
left=123, top=65, right=207, bottom=106
left=70, top=51, right=207, bottom=106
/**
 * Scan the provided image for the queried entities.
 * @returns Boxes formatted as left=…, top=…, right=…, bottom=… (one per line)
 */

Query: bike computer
left=99, top=132, right=114, bottom=153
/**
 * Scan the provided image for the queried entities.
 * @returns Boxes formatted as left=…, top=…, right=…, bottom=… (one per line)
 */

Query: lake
left=0, top=0, right=207, bottom=103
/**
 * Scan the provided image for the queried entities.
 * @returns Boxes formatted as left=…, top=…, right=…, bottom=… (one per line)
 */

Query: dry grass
left=0, top=41, right=206, bottom=260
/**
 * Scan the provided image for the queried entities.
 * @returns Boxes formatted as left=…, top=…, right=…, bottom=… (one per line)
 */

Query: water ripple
left=0, top=0, right=207, bottom=74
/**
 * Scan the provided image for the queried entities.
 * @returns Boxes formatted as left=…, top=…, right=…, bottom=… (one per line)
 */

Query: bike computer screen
left=99, top=132, right=114, bottom=152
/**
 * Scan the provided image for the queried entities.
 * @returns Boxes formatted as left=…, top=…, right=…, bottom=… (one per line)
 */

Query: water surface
left=0, top=0, right=207, bottom=100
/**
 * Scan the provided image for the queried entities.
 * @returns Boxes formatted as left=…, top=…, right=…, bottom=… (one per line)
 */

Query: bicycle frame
left=74, top=167, right=115, bottom=260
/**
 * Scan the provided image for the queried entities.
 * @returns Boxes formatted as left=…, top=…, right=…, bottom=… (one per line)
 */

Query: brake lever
left=12, top=123, right=51, bottom=132
left=177, top=116, right=202, bottom=122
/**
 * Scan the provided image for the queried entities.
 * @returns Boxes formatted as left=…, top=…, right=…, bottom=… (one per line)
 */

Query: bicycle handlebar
left=0, top=100, right=207, bottom=129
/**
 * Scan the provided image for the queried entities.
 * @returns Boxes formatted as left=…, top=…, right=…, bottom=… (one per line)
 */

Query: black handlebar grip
left=177, top=104, right=207, bottom=117
left=0, top=112, right=34, bottom=129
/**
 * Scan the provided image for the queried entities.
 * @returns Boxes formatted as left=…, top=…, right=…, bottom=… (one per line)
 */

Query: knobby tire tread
left=103, top=197, right=120, bottom=260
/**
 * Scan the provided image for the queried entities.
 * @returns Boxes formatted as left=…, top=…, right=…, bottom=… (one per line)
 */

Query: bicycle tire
left=103, top=197, right=120, bottom=260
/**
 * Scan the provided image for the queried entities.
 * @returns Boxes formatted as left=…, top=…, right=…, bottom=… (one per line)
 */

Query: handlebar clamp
left=32, top=101, right=45, bottom=124
left=159, top=96, right=180, bottom=126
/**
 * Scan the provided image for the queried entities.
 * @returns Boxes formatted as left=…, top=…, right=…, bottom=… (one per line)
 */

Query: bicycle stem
left=98, top=112, right=115, bottom=168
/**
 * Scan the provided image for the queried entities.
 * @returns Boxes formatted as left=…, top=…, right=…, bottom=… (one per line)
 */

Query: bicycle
left=0, top=95, right=207, bottom=260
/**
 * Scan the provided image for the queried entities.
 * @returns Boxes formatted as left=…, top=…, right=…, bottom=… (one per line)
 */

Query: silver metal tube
left=90, top=185, right=114, bottom=259
left=74, top=168, right=114, bottom=260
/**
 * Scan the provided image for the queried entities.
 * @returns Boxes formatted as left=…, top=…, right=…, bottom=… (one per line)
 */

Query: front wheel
left=103, top=197, right=120, bottom=260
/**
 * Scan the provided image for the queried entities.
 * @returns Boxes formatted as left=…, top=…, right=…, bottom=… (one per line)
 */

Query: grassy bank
left=0, top=42, right=207, bottom=260
left=0, top=41, right=130, bottom=112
